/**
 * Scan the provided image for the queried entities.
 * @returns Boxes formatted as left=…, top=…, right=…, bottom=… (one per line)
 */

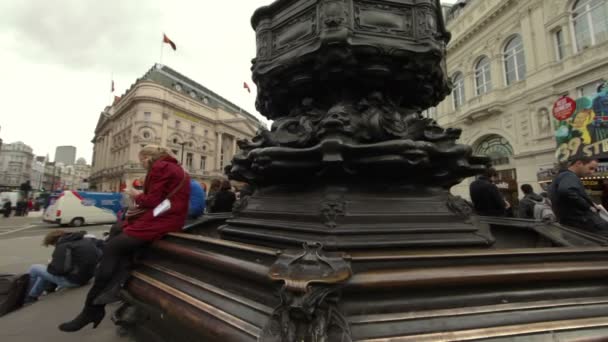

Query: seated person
left=209, top=179, right=236, bottom=213
left=188, top=179, right=206, bottom=220
left=59, top=145, right=190, bottom=332
left=24, top=230, right=101, bottom=303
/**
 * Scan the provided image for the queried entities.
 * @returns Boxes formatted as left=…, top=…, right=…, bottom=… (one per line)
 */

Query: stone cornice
left=447, top=0, right=518, bottom=54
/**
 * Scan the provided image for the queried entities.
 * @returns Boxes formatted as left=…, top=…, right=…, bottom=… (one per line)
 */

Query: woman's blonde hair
left=139, top=145, right=176, bottom=166
left=43, top=230, right=65, bottom=247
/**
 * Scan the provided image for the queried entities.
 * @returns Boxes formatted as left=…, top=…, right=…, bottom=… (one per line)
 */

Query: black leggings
left=85, top=233, right=146, bottom=307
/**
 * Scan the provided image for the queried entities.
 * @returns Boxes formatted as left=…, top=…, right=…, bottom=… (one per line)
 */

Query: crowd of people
left=2, top=198, right=35, bottom=218
left=470, top=156, right=608, bottom=235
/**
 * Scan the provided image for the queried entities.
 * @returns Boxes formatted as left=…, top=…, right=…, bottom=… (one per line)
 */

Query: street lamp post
left=179, top=141, right=187, bottom=165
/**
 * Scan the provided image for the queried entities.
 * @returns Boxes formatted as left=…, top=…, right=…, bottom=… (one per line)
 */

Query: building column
left=216, top=132, right=223, bottom=171
left=232, top=136, right=238, bottom=160
left=161, top=113, right=169, bottom=147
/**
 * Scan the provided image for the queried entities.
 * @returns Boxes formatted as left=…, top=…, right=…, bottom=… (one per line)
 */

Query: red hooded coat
left=124, top=156, right=190, bottom=241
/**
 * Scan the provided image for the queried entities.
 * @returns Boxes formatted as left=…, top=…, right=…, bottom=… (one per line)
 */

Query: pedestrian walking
left=549, top=156, right=608, bottom=234
left=2, top=200, right=11, bottom=218
left=518, top=184, right=543, bottom=219
left=469, top=167, right=506, bottom=216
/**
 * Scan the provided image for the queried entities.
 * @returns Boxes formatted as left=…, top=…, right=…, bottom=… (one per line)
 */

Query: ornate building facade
left=90, top=64, right=263, bottom=191
left=435, top=0, right=608, bottom=202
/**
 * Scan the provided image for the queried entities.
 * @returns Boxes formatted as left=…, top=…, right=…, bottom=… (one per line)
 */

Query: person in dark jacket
left=209, top=179, right=236, bottom=213
left=518, top=184, right=544, bottom=219
left=59, top=145, right=190, bottom=332
left=469, top=167, right=507, bottom=216
left=2, top=199, right=11, bottom=218
left=205, top=178, right=222, bottom=212
left=24, top=230, right=100, bottom=303
left=549, top=156, right=608, bottom=233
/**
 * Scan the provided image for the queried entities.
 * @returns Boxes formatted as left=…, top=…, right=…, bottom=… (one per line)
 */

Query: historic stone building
left=90, top=64, right=264, bottom=191
left=60, top=158, right=91, bottom=190
left=0, top=141, right=34, bottom=189
left=434, top=0, right=608, bottom=202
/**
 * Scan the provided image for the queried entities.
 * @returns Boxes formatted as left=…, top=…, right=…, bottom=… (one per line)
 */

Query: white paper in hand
left=153, top=199, right=172, bottom=217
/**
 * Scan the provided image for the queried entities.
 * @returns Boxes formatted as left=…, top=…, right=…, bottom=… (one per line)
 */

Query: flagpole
left=110, top=71, right=114, bottom=105
left=160, top=34, right=165, bottom=66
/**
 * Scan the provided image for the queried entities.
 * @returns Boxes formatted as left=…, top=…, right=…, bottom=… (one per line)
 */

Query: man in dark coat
left=469, top=167, right=506, bottom=216
left=518, top=184, right=544, bottom=219
left=2, top=200, right=11, bottom=218
left=549, top=156, right=608, bottom=234
left=24, top=230, right=101, bottom=303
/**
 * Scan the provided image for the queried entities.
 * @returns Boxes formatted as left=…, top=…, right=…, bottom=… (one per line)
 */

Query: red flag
left=163, top=33, right=176, bottom=51
left=111, top=80, right=115, bottom=92
left=243, top=82, right=251, bottom=93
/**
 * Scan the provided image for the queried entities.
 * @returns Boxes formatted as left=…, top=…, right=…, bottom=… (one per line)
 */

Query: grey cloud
left=1, top=0, right=162, bottom=73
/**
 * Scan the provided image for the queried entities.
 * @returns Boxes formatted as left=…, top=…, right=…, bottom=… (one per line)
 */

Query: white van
left=43, top=191, right=121, bottom=226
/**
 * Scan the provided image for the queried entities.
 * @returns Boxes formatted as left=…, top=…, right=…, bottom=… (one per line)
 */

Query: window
left=144, top=112, right=151, bottom=121
left=191, top=125, right=195, bottom=133
left=200, top=156, right=206, bottom=171
left=203, top=97, right=209, bottom=105
left=173, top=138, right=178, bottom=144
left=452, top=72, right=465, bottom=109
left=186, top=153, right=193, bottom=168
left=572, top=0, right=608, bottom=52
left=175, top=120, right=181, bottom=129
left=172, top=149, right=178, bottom=156
left=204, top=129, right=208, bottom=137
left=474, top=56, right=492, bottom=95
left=203, top=145, right=207, bottom=151
left=504, top=35, right=526, bottom=85
left=143, top=131, right=150, bottom=139
left=578, top=80, right=603, bottom=97
left=474, top=135, right=514, bottom=166
left=555, top=29, right=565, bottom=61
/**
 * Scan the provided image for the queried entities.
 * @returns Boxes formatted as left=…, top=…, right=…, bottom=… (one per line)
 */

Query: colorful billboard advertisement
left=555, top=82, right=608, bottom=162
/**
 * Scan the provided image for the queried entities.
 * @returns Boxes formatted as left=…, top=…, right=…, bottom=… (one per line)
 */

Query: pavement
left=0, top=213, right=130, bottom=341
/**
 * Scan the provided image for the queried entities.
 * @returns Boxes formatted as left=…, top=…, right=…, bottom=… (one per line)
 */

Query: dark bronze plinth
left=121, top=1, right=608, bottom=341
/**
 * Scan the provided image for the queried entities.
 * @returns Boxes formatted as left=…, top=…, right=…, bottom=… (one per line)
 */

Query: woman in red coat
left=59, top=145, right=190, bottom=332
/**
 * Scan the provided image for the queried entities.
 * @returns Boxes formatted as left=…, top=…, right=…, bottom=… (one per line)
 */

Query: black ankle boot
left=58, top=306, right=105, bottom=332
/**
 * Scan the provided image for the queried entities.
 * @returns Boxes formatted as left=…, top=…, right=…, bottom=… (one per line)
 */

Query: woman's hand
left=125, top=188, right=142, bottom=198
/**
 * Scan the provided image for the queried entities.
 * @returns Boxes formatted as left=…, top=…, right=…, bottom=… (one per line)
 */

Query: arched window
left=474, top=135, right=514, bottom=166
left=504, top=35, right=526, bottom=85
left=452, top=72, right=465, bottom=109
left=475, top=56, right=492, bottom=95
left=572, top=0, right=608, bottom=51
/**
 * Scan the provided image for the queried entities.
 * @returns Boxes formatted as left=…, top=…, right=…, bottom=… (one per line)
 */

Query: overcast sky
left=0, top=0, right=457, bottom=163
